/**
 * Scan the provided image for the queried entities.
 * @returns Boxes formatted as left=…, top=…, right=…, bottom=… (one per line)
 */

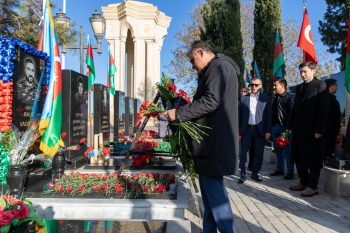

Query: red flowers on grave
left=47, top=171, right=176, bottom=198
left=275, top=132, right=290, bottom=148
left=135, top=101, right=163, bottom=127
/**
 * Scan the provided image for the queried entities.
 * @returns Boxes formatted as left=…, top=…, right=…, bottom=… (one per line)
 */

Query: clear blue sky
left=52, top=0, right=331, bottom=87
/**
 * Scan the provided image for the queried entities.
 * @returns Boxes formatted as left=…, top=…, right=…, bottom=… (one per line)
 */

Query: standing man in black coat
left=287, top=61, right=329, bottom=197
left=270, top=78, right=295, bottom=180
left=324, top=79, right=341, bottom=158
left=238, top=78, right=272, bottom=183
left=164, top=40, right=239, bottom=233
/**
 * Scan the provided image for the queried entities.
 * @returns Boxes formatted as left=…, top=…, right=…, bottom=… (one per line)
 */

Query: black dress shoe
left=270, top=170, right=284, bottom=176
left=251, top=174, right=262, bottom=182
left=284, top=174, right=295, bottom=180
left=238, top=177, right=246, bottom=184
left=247, top=166, right=252, bottom=171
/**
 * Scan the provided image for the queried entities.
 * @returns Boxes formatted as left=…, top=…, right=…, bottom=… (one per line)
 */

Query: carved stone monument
left=93, top=84, right=110, bottom=146
left=61, top=70, right=88, bottom=163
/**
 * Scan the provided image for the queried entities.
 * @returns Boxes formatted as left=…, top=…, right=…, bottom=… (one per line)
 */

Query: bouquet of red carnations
left=275, top=132, right=290, bottom=148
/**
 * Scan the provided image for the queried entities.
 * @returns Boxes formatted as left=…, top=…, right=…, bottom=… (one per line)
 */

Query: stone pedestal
left=319, top=166, right=350, bottom=198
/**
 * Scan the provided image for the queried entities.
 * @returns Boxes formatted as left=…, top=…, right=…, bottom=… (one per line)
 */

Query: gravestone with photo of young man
left=61, top=70, right=89, bottom=168
left=12, top=50, right=46, bottom=135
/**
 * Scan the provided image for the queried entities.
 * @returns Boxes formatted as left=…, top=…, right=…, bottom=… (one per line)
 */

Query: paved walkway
left=185, top=161, right=350, bottom=233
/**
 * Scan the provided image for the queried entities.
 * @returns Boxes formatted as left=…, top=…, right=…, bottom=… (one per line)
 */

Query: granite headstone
left=124, top=97, right=134, bottom=136
left=113, top=91, right=125, bottom=142
left=61, top=70, right=88, bottom=160
left=93, top=84, right=110, bottom=146
left=12, top=49, right=46, bottom=135
left=133, top=98, right=140, bottom=133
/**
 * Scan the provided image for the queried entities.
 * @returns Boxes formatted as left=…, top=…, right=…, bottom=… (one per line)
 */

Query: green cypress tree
left=201, top=0, right=245, bottom=89
left=319, top=0, right=350, bottom=71
left=253, top=0, right=283, bottom=95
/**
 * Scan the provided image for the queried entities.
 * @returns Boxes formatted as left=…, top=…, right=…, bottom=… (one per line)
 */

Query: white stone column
left=120, top=37, right=126, bottom=93
left=113, top=39, right=121, bottom=91
left=146, top=40, right=154, bottom=100
left=133, top=38, right=146, bottom=101
left=126, top=46, right=134, bottom=97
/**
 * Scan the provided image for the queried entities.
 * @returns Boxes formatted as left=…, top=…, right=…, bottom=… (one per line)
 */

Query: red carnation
left=61, top=132, right=67, bottom=137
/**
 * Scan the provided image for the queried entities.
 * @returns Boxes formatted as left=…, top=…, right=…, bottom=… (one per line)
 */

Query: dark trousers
left=297, top=165, right=321, bottom=189
left=324, top=125, right=338, bottom=157
left=239, top=126, right=265, bottom=177
left=248, top=144, right=255, bottom=168
left=199, top=175, right=235, bottom=233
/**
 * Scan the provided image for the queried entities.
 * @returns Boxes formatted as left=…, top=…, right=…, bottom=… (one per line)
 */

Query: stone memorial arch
left=102, top=0, right=171, bottom=102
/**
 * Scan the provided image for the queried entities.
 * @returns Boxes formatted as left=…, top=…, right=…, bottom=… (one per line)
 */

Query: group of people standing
left=163, top=40, right=341, bottom=233
left=238, top=61, right=341, bottom=198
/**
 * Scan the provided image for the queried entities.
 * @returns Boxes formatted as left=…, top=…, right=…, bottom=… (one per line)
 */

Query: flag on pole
left=297, top=7, right=318, bottom=64
left=38, top=0, right=64, bottom=156
left=107, top=46, right=117, bottom=95
left=345, top=11, right=350, bottom=94
left=86, top=35, right=95, bottom=92
left=273, top=31, right=285, bottom=79
left=245, top=67, right=251, bottom=84
left=253, top=61, right=261, bottom=79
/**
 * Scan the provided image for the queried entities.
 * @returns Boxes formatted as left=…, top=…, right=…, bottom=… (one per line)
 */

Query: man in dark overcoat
left=287, top=61, right=329, bottom=197
left=324, top=79, right=341, bottom=158
left=164, top=40, right=239, bottom=233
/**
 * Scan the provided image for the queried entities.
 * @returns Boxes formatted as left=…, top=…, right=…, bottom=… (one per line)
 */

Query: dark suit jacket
left=287, top=79, right=329, bottom=169
left=239, top=93, right=272, bottom=137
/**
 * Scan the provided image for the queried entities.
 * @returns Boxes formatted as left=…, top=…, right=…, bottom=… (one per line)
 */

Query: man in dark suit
left=238, top=78, right=272, bottom=183
left=287, top=61, right=329, bottom=197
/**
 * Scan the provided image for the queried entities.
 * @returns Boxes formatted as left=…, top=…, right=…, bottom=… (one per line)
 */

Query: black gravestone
left=133, top=98, right=140, bottom=133
left=12, top=49, right=46, bottom=135
left=61, top=70, right=88, bottom=161
left=113, top=91, right=125, bottom=142
left=93, top=84, right=110, bottom=146
left=124, top=97, right=134, bottom=136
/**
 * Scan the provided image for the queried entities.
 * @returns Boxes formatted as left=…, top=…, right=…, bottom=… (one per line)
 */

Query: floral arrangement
left=336, top=133, right=343, bottom=148
left=78, top=138, right=110, bottom=158
left=45, top=171, right=177, bottom=198
left=113, top=140, right=132, bottom=155
left=1, top=114, right=41, bottom=165
left=275, top=132, right=290, bottom=148
left=0, top=195, right=45, bottom=233
left=133, top=74, right=209, bottom=178
left=156, top=73, right=191, bottom=106
left=131, top=155, right=163, bottom=166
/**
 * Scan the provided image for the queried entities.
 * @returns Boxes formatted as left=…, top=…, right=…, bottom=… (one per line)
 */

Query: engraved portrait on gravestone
left=102, top=87, right=108, bottom=113
left=16, top=58, right=39, bottom=105
left=75, top=76, right=85, bottom=104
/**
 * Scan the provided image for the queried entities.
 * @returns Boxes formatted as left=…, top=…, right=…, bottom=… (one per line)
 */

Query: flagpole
left=89, top=92, right=93, bottom=146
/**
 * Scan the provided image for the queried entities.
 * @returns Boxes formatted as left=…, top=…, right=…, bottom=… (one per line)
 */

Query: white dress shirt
left=248, top=93, right=259, bottom=125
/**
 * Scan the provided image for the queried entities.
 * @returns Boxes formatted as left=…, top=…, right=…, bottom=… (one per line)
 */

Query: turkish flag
left=297, top=8, right=318, bottom=64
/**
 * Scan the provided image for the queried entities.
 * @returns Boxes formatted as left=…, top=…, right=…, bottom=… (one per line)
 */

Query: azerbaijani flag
left=273, top=31, right=284, bottom=79
left=86, top=35, right=95, bottom=92
left=345, top=11, right=350, bottom=94
left=245, top=67, right=251, bottom=83
left=38, top=0, right=64, bottom=156
left=253, top=61, right=261, bottom=79
left=107, top=46, right=117, bottom=95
